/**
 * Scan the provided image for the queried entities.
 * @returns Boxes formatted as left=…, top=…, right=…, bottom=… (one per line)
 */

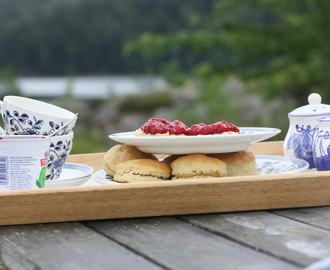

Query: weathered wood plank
left=84, top=217, right=299, bottom=270
left=271, top=206, right=330, bottom=230
left=180, top=211, right=330, bottom=267
left=0, top=261, right=10, bottom=270
left=0, top=222, right=162, bottom=270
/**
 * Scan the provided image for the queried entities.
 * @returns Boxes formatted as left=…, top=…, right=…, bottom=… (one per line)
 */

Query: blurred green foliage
left=71, top=127, right=108, bottom=154
left=0, top=0, right=215, bottom=76
left=124, top=0, right=330, bottom=106
left=0, top=68, right=21, bottom=96
left=119, top=92, right=172, bottom=113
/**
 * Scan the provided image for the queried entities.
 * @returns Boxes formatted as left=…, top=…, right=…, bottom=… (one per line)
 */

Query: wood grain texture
left=0, top=140, right=329, bottom=226
left=271, top=206, right=330, bottom=230
left=248, top=140, right=284, bottom=156
left=67, top=152, right=105, bottom=171
left=0, top=222, right=161, bottom=270
left=84, top=217, right=299, bottom=270
left=181, top=211, right=330, bottom=267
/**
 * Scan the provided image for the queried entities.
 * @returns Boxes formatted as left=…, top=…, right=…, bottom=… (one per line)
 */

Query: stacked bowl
left=0, top=96, right=77, bottom=189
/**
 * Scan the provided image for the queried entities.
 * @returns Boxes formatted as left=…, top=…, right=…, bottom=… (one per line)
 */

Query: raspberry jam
left=186, top=121, right=240, bottom=136
left=140, top=118, right=188, bottom=135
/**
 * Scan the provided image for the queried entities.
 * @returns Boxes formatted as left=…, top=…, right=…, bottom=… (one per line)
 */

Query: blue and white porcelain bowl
left=313, top=117, right=330, bottom=171
left=46, top=132, right=74, bottom=180
left=0, top=96, right=77, bottom=136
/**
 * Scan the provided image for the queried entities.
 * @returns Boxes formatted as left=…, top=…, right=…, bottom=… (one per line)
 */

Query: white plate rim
left=92, top=170, right=118, bottom=185
left=108, top=127, right=281, bottom=154
left=44, top=176, right=91, bottom=188
left=109, top=127, right=281, bottom=143
left=255, top=155, right=309, bottom=174
left=46, top=163, right=94, bottom=182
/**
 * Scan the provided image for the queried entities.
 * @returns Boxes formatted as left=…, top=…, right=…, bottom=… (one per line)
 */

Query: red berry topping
left=186, top=121, right=240, bottom=136
left=140, top=118, right=188, bottom=135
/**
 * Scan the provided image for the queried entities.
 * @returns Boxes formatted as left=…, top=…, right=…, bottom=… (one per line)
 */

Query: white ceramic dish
left=109, top=127, right=281, bottom=154
left=92, top=170, right=118, bottom=185
left=91, top=155, right=309, bottom=185
left=45, top=176, right=91, bottom=188
left=45, top=163, right=94, bottom=188
left=256, top=155, right=309, bottom=175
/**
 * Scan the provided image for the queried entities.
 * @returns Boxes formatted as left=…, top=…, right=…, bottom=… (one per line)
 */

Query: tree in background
left=0, top=0, right=215, bottom=76
left=123, top=0, right=330, bottom=130
left=0, top=68, right=21, bottom=97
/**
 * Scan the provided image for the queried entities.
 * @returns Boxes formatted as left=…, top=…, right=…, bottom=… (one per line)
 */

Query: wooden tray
left=1, top=141, right=330, bottom=226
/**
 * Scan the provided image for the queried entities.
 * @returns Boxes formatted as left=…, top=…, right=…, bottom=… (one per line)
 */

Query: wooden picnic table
left=0, top=141, right=329, bottom=270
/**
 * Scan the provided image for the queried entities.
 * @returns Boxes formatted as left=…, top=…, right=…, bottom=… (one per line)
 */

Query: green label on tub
left=36, top=166, right=47, bottom=188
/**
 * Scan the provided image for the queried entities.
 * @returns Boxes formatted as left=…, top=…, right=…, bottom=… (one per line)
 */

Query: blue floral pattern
left=46, top=138, right=72, bottom=180
left=256, top=155, right=309, bottom=174
left=314, top=131, right=330, bottom=171
left=3, top=110, right=70, bottom=136
left=286, top=124, right=318, bottom=168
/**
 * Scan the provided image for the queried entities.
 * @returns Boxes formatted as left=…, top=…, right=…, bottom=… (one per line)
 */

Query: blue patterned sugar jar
left=283, top=93, right=330, bottom=169
left=313, top=117, right=330, bottom=171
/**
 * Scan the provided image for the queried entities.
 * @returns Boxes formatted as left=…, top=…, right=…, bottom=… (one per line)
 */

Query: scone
left=171, top=154, right=227, bottom=180
left=114, top=159, right=172, bottom=183
left=208, top=150, right=259, bottom=176
left=103, top=144, right=157, bottom=176
left=162, top=154, right=183, bottom=166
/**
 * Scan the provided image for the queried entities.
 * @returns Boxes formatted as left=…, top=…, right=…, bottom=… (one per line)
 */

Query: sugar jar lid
left=317, top=116, right=330, bottom=122
left=289, top=93, right=330, bottom=117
